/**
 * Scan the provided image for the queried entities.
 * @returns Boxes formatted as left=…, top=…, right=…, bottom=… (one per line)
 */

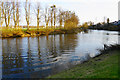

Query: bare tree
left=34, top=2, right=41, bottom=30
left=45, top=7, right=50, bottom=29
left=50, top=5, right=56, bottom=29
left=63, top=11, right=71, bottom=28
left=50, top=6, right=54, bottom=28
left=2, top=2, right=13, bottom=28
left=0, top=2, right=4, bottom=27
left=53, top=5, right=56, bottom=29
left=107, top=18, right=110, bottom=24
left=25, top=0, right=31, bottom=30
left=0, top=2, right=1, bottom=27
left=58, top=9, right=64, bottom=29
left=12, top=0, right=20, bottom=28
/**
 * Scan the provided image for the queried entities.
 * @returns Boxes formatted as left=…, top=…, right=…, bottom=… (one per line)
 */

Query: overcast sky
left=2, top=0, right=120, bottom=25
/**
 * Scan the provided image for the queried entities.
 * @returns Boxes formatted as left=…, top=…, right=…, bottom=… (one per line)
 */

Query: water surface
left=1, top=30, right=119, bottom=78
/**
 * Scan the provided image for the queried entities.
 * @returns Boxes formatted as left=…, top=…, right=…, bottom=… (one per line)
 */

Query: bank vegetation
left=0, top=0, right=90, bottom=38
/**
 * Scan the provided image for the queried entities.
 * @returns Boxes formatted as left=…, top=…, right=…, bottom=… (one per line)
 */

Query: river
left=1, top=30, right=119, bottom=78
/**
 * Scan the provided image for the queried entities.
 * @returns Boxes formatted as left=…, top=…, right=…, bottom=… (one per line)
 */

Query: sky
left=2, top=0, right=120, bottom=25
left=38, top=0, right=119, bottom=24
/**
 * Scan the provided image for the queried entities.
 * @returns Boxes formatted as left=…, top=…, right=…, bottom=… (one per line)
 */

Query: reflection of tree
left=46, top=35, right=50, bottom=56
left=2, top=39, right=12, bottom=73
left=37, top=37, right=41, bottom=58
left=46, top=35, right=49, bottom=41
left=118, top=31, right=120, bottom=44
left=59, top=34, right=63, bottom=52
left=2, top=39, right=6, bottom=74
left=50, top=35, right=53, bottom=54
left=51, top=35, right=57, bottom=58
left=46, top=34, right=78, bottom=59
left=47, top=34, right=78, bottom=59
left=2, top=34, right=78, bottom=76
left=53, top=35, right=57, bottom=57
left=2, top=38, right=24, bottom=75
left=2, top=38, right=4, bottom=56
left=63, top=34, right=77, bottom=51
left=15, top=38, right=23, bottom=68
left=102, top=33, right=109, bottom=45
left=7, top=39, right=10, bottom=53
left=26, top=37, right=33, bottom=72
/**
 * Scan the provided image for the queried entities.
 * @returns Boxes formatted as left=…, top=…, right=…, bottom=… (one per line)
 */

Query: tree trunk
left=54, top=10, right=56, bottom=29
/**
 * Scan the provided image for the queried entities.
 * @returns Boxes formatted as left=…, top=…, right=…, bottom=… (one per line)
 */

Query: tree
left=25, top=0, right=31, bottom=30
left=63, top=11, right=71, bottom=29
left=82, top=22, right=88, bottom=28
left=45, top=7, right=50, bottom=29
left=49, top=5, right=57, bottom=29
left=70, top=13, right=79, bottom=27
left=0, top=2, right=1, bottom=27
left=53, top=5, right=56, bottom=29
left=107, top=18, right=110, bottom=24
left=58, top=9, right=64, bottom=29
left=34, top=2, right=41, bottom=30
left=12, top=0, right=20, bottom=28
left=64, top=11, right=79, bottom=29
left=0, top=2, right=4, bottom=27
left=88, top=21, right=94, bottom=26
left=2, top=2, right=13, bottom=28
left=50, top=6, right=54, bottom=28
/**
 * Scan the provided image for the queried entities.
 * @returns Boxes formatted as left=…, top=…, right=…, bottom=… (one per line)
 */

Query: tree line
left=0, top=0, right=79, bottom=30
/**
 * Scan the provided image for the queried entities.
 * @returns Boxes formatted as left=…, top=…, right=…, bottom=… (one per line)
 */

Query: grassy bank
left=0, top=27, right=83, bottom=38
left=48, top=45, right=120, bottom=78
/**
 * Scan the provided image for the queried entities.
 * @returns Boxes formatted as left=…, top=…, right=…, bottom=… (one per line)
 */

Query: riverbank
left=48, top=45, right=120, bottom=78
left=0, top=27, right=84, bottom=38
left=88, top=23, right=120, bottom=31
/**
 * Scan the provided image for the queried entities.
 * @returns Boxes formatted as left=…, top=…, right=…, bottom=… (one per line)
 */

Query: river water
left=1, top=30, right=119, bottom=78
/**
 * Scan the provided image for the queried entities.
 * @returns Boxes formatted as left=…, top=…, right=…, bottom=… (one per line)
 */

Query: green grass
left=48, top=50, right=119, bottom=78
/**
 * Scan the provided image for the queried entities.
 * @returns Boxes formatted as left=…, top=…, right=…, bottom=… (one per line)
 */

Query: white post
left=118, top=1, right=120, bottom=20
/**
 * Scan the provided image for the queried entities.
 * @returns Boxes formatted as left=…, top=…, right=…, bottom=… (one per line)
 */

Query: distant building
left=118, top=1, right=120, bottom=20
left=112, top=20, right=120, bottom=25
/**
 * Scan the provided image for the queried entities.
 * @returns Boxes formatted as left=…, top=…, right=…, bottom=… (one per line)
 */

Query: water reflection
left=2, top=30, right=119, bottom=78
left=118, top=32, right=120, bottom=44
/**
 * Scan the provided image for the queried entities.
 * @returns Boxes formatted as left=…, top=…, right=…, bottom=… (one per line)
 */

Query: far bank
left=0, top=27, right=86, bottom=38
